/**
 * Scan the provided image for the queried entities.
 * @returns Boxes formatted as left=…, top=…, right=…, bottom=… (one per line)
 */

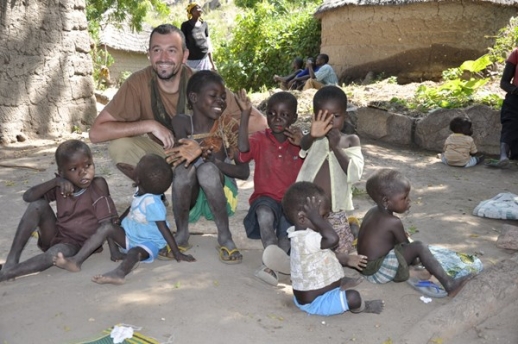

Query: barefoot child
left=357, top=168, right=472, bottom=297
left=0, top=140, right=118, bottom=282
left=282, top=182, right=384, bottom=316
left=297, top=85, right=366, bottom=269
left=441, top=116, right=484, bottom=167
left=237, top=91, right=304, bottom=285
left=163, top=70, right=249, bottom=264
left=54, top=154, right=195, bottom=285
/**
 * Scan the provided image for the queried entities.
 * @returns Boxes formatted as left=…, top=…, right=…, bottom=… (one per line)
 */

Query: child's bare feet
left=446, top=274, right=473, bottom=297
left=91, top=269, right=125, bottom=285
left=53, top=252, right=81, bottom=272
left=110, top=251, right=126, bottom=262
left=340, top=276, right=363, bottom=290
left=364, top=300, right=384, bottom=314
left=409, top=265, right=431, bottom=280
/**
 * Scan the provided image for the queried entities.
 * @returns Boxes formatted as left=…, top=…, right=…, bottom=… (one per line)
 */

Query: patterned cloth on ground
left=473, top=192, right=518, bottom=220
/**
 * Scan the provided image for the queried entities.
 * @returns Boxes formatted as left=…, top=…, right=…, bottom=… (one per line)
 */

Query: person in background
left=181, top=3, right=217, bottom=71
left=273, top=57, right=304, bottom=90
left=303, top=54, right=339, bottom=90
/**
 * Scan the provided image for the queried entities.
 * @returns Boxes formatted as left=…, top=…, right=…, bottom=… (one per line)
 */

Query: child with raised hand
left=283, top=181, right=384, bottom=316
left=237, top=91, right=304, bottom=285
left=297, top=85, right=367, bottom=270
left=357, top=168, right=472, bottom=297
left=164, top=70, right=249, bottom=264
left=0, top=139, right=118, bottom=282
left=441, top=116, right=484, bottom=167
left=53, top=153, right=195, bottom=285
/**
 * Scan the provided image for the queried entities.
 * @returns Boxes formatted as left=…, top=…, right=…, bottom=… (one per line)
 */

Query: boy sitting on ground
left=237, top=91, right=304, bottom=285
left=283, top=181, right=384, bottom=316
left=0, top=140, right=118, bottom=282
left=54, top=154, right=195, bottom=285
left=441, top=116, right=484, bottom=167
left=297, top=85, right=366, bottom=269
left=357, top=168, right=472, bottom=297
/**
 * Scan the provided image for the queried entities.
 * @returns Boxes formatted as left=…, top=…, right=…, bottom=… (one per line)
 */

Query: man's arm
left=89, top=109, right=175, bottom=149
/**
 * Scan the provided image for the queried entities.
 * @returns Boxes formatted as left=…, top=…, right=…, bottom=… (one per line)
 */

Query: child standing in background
left=441, top=116, right=484, bottom=167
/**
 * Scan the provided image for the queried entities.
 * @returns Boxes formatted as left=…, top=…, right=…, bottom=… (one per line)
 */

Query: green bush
left=215, top=0, right=321, bottom=91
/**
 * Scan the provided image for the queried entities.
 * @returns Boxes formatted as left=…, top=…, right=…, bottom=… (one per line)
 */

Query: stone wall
left=0, top=0, right=96, bottom=144
left=316, top=2, right=517, bottom=84
left=355, top=105, right=501, bottom=155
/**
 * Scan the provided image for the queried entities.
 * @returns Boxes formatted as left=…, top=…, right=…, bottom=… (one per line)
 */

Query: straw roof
left=315, top=0, right=518, bottom=15
left=99, top=22, right=152, bottom=54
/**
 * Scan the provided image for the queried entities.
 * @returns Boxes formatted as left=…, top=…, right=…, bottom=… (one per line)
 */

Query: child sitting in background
left=297, top=85, right=366, bottom=270
left=357, top=168, right=472, bottom=297
left=283, top=181, right=384, bottom=316
left=441, top=116, right=484, bottom=167
left=237, top=91, right=304, bottom=285
left=54, top=154, right=195, bottom=285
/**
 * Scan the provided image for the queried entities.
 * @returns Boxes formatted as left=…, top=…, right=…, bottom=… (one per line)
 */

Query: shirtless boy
left=357, top=168, right=471, bottom=296
left=297, top=85, right=366, bottom=269
left=283, top=181, right=383, bottom=316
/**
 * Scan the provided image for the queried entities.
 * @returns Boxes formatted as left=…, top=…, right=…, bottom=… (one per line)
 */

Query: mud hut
left=314, top=0, right=518, bottom=84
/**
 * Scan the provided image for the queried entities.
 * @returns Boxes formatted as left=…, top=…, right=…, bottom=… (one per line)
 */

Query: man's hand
left=151, top=122, right=175, bottom=150
left=165, top=139, right=202, bottom=168
left=310, top=110, right=333, bottom=139
left=285, top=126, right=304, bottom=146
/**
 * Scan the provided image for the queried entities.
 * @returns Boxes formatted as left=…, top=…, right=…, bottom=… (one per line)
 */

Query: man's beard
left=153, top=63, right=180, bottom=80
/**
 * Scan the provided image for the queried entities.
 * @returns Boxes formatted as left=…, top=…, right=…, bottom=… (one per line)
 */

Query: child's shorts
left=121, top=237, right=160, bottom=263
left=243, top=196, right=292, bottom=240
left=294, top=287, right=350, bottom=316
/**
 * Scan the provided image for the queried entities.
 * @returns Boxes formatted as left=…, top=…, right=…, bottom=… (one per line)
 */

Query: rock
left=497, top=224, right=518, bottom=250
left=356, top=107, right=414, bottom=145
left=414, top=108, right=465, bottom=152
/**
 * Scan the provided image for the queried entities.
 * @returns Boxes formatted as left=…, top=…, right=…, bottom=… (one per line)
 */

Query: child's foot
left=409, top=265, right=431, bottom=280
left=364, top=300, right=384, bottom=314
left=91, top=270, right=126, bottom=285
left=110, top=251, right=127, bottom=262
left=340, top=275, right=363, bottom=290
left=53, top=252, right=81, bottom=272
left=446, top=274, right=473, bottom=298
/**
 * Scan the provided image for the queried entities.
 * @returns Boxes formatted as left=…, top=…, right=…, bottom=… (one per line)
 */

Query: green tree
left=216, top=0, right=321, bottom=91
left=86, top=0, right=170, bottom=37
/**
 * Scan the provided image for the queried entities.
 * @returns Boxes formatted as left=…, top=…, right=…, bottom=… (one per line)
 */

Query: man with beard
left=89, top=24, right=266, bottom=166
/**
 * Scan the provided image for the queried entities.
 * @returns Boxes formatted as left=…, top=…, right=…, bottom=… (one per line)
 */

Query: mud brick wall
left=0, top=0, right=96, bottom=144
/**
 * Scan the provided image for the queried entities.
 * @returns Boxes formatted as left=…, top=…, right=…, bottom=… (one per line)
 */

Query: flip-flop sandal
left=157, top=244, right=193, bottom=261
left=217, top=246, right=243, bottom=265
left=254, top=264, right=278, bottom=286
left=485, top=158, right=511, bottom=169
left=262, top=245, right=290, bottom=274
left=406, top=277, right=448, bottom=298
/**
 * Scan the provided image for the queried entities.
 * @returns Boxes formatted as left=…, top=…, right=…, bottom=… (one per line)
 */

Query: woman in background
left=181, top=3, right=217, bottom=71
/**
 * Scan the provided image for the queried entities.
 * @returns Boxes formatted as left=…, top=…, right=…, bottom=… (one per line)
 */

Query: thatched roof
left=99, top=22, right=152, bottom=54
left=315, top=0, right=518, bottom=15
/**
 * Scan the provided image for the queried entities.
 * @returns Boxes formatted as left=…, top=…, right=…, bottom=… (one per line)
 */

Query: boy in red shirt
left=237, top=91, right=303, bottom=285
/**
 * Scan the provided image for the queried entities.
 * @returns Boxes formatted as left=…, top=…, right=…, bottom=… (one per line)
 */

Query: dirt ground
left=0, top=132, right=517, bottom=344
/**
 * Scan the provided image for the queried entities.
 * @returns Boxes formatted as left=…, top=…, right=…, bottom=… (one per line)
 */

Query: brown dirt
left=0, top=78, right=516, bottom=343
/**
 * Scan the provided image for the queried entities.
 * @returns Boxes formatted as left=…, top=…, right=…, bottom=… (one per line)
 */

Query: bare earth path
left=0, top=135, right=517, bottom=344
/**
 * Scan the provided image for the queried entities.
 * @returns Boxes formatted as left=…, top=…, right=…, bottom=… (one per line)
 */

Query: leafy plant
left=215, top=0, right=321, bottom=91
